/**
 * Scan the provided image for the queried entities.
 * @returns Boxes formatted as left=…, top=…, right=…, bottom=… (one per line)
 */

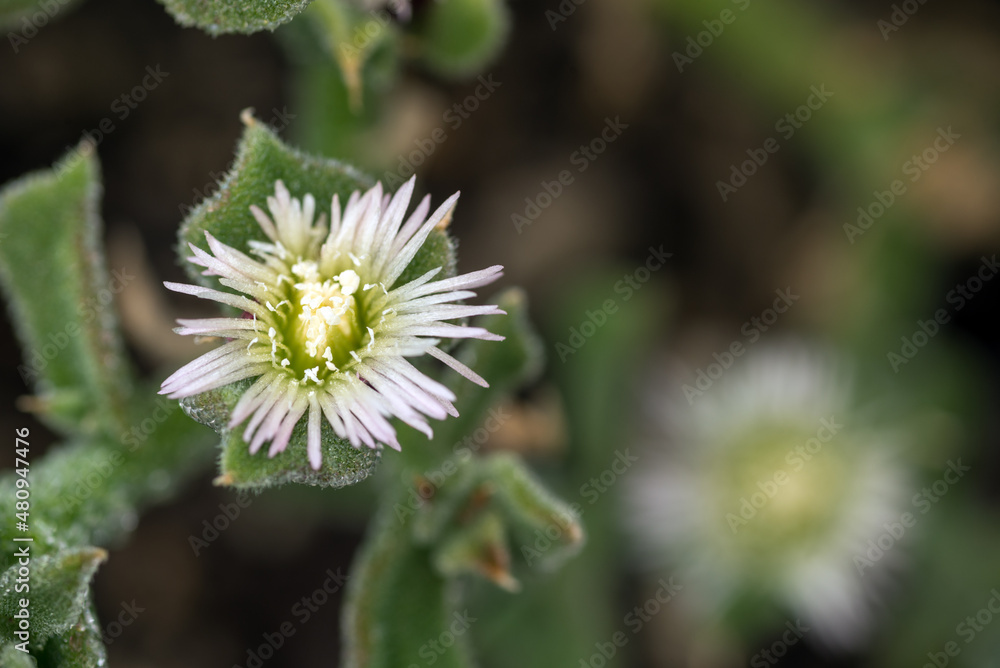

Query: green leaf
left=415, top=0, right=510, bottom=78
left=472, top=270, right=664, bottom=668
left=481, top=453, right=584, bottom=572
left=0, top=0, right=82, bottom=31
left=0, top=382, right=217, bottom=555
left=432, top=510, right=519, bottom=591
left=34, top=603, right=107, bottom=668
left=0, top=644, right=36, bottom=667
left=0, top=547, right=106, bottom=649
left=304, top=0, right=399, bottom=113
left=156, top=0, right=312, bottom=35
left=0, top=145, right=131, bottom=435
left=342, top=505, right=475, bottom=668
left=873, top=505, right=1000, bottom=668
left=409, top=454, right=584, bottom=576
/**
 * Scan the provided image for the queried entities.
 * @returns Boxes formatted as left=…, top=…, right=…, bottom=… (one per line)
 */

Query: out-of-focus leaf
left=0, top=547, right=106, bottom=649
left=473, top=269, right=664, bottom=668
left=156, top=0, right=311, bottom=35
left=343, top=505, right=475, bottom=668
left=415, top=0, right=510, bottom=78
left=432, top=510, right=518, bottom=590
left=874, top=503, right=1000, bottom=667
left=0, top=145, right=131, bottom=435
left=345, top=290, right=575, bottom=666
left=0, top=0, right=82, bottom=31
left=481, top=453, right=583, bottom=572
left=0, top=384, right=216, bottom=552
left=0, top=644, right=36, bottom=667
left=305, top=0, right=398, bottom=112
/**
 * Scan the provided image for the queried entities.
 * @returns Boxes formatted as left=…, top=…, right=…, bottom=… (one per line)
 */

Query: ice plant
left=161, top=178, right=505, bottom=469
left=628, top=346, right=908, bottom=648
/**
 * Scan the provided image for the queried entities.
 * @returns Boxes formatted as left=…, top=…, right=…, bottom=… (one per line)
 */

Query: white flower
left=161, top=178, right=504, bottom=470
left=627, top=346, right=908, bottom=648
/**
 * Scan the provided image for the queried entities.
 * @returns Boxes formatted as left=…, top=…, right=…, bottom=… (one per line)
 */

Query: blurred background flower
left=629, top=346, right=910, bottom=653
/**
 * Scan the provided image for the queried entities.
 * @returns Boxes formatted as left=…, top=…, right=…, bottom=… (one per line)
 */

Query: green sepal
left=177, top=111, right=457, bottom=297
left=0, top=546, right=106, bottom=649
left=180, top=378, right=381, bottom=490
left=34, top=603, right=107, bottom=668
left=219, top=421, right=382, bottom=490
left=414, top=0, right=510, bottom=78
left=0, top=144, right=131, bottom=436
left=156, top=0, right=312, bottom=35
left=178, top=111, right=371, bottom=290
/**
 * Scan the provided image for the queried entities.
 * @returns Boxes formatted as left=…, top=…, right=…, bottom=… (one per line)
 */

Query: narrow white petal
left=427, top=347, right=489, bottom=387
left=307, top=397, right=323, bottom=470
left=164, top=282, right=261, bottom=314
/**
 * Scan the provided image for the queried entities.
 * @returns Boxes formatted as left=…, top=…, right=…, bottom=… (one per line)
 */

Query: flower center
left=269, top=260, right=367, bottom=382
left=711, top=423, right=850, bottom=557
